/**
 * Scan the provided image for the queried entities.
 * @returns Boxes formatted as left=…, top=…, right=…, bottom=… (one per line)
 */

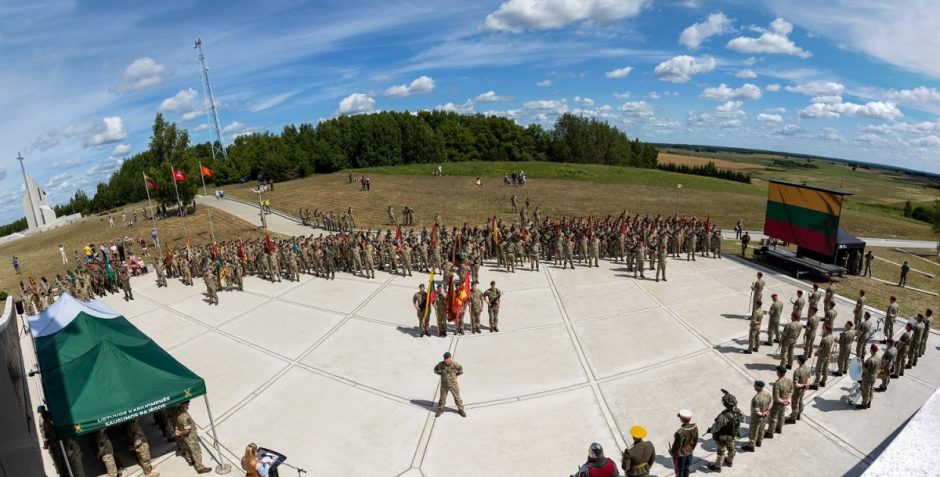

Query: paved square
left=72, top=253, right=936, bottom=477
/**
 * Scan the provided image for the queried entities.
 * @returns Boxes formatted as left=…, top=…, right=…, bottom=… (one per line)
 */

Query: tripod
left=278, top=461, right=307, bottom=477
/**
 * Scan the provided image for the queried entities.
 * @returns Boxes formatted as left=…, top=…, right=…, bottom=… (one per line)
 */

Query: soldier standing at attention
left=824, top=280, right=836, bottom=314
left=780, top=313, right=802, bottom=369
left=917, top=309, right=932, bottom=358
left=127, top=418, right=159, bottom=477
left=764, top=365, right=792, bottom=438
left=898, top=261, right=910, bottom=287
left=655, top=243, right=667, bottom=282
left=853, top=290, right=866, bottom=328
left=96, top=428, right=118, bottom=477
left=883, top=296, right=899, bottom=343
left=414, top=284, right=429, bottom=337
left=66, top=437, right=85, bottom=477
left=834, top=321, right=856, bottom=376
left=743, top=380, right=770, bottom=452
left=203, top=269, right=219, bottom=305
left=669, top=410, right=698, bottom=477
left=858, top=344, right=881, bottom=409
left=434, top=352, right=466, bottom=417
left=434, top=284, right=447, bottom=336
left=706, top=391, right=742, bottom=473
left=175, top=401, right=212, bottom=473
left=621, top=426, right=655, bottom=477
left=745, top=300, right=764, bottom=354
left=791, top=289, right=805, bottom=318
left=808, top=283, right=822, bottom=316
left=510, top=194, right=518, bottom=212
left=856, top=312, right=873, bottom=361
left=893, top=322, right=914, bottom=377
left=810, top=325, right=835, bottom=390
left=529, top=239, right=541, bottom=271
left=907, top=314, right=925, bottom=368
left=877, top=338, right=897, bottom=392
left=786, top=355, right=810, bottom=422
left=863, top=250, right=874, bottom=277
left=469, top=282, right=483, bottom=334
left=803, top=305, right=820, bottom=358
left=766, top=293, right=784, bottom=345
left=483, top=280, right=502, bottom=332
left=154, top=258, right=168, bottom=287
left=751, top=272, right=765, bottom=312
left=740, top=231, right=750, bottom=256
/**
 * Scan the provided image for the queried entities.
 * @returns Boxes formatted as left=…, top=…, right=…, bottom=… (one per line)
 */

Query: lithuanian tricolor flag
left=763, top=180, right=844, bottom=256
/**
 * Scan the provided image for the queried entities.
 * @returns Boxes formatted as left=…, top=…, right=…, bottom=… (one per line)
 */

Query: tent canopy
left=29, top=295, right=205, bottom=437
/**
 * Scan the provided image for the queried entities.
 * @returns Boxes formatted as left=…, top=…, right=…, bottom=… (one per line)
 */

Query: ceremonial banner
left=763, top=180, right=844, bottom=256
left=172, top=167, right=187, bottom=182
left=200, top=164, right=215, bottom=178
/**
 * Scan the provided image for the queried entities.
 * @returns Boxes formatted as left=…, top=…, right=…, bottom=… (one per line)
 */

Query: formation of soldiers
left=38, top=399, right=212, bottom=477
left=299, top=207, right=357, bottom=231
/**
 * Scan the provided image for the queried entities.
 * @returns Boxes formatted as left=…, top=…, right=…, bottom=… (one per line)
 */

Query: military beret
left=771, top=293, right=778, bottom=297
left=443, top=352, right=452, bottom=359
left=796, top=355, right=807, bottom=363
left=754, top=380, right=765, bottom=388
left=870, top=344, right=878, bottom=352
left=776, top=365, right=787, bottom=374
left=887, top=337, right=895, bottom=345
left=845, top=321, right=854, bottom=328
left=490, top=280, right=496, bottom=285
left=864, top=311, right=871, bottom=317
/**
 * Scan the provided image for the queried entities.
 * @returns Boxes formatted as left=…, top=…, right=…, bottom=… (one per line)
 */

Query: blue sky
left=2, top=0, right=940, bottom=223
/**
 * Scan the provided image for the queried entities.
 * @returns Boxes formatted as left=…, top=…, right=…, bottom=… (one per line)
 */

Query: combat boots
left=708, top=456, right=724, bottom=473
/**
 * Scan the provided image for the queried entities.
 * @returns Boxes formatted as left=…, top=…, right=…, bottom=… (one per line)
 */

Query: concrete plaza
left=30, top=250, right=938, bottom=476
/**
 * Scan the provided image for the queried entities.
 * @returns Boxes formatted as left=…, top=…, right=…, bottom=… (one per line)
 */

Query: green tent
left=29, top=294, right=206, bottom=438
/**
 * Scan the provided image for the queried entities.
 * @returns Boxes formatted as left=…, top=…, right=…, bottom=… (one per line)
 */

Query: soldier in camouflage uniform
left=835, top=321, right=856, bottom=376
left=96, top=428, right=118, bottom=477
left=893, top=322, right=913, bottom=377
left=858, top=344, right=881, bottom=409
left=877, top=338, right=897, bottom=392
left=434, top=352, right=466, bottom=417
left=786, top=355, right=810, bottom=422
left=803, top=305, right=820, bottom=358
left=906, top=314, right=925, bottom=368
left=203, top=269, right=219, bottom=305
left=414, top=284, right=430, bottom=337
left=175, top=401, right=212, bottom=473
left=810, top=325, right=835, bottom=389
left=66, top=437, right=85, bottom=477
left=483, top=281, right=502, bottom=332
left=707, top=390, right=742, bottom=473
left=856, top=312, right=872, bottom=361
left=154, top=258, right=168, bottom=287
left=127, top=418, right=159, bottom=477
left=751, top=272, right=765, bottom=314
left=434, top=284, right=447, bottom=336
left=746, top=300, right=763, bottom=354
left=766, top=294, right=783, bottom=345
left=853, top=290, right=866, bottom=328
left=764, top=365, right=792, bottom=437
left=917, top=309, right=932, bottom=358
left=743, top=380, right=770, bottom=452
left=780, top=313, right=802, bottom=369
left=883, top=296, right=899, bottom=342
left=469, top=282, right=483, bottom=334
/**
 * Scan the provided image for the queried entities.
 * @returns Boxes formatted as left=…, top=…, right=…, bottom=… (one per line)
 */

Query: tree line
left=657, top=161, right=752, bottom=184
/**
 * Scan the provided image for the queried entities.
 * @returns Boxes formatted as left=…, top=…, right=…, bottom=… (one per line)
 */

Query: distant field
left=0, top=203, right=273, bottom=297
left=222, top=161, right=938, bottom=240
left=657, top=152, right=766, bottom=170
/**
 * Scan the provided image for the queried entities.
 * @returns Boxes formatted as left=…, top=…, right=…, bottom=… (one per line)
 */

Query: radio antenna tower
left=194, top=37, right=228, bottom=160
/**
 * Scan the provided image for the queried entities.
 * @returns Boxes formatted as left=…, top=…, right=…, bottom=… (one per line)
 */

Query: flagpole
left=170, top=162, right=188, bottom=238
left=198, top=161, right=216, bottom=243
left=142, top=172, right=163, bottom=257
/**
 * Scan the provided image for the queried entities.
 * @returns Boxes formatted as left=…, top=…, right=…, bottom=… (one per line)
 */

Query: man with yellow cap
left=621, top=425, right=655, bottom=477
left=669, top=410, right=698, bottom=477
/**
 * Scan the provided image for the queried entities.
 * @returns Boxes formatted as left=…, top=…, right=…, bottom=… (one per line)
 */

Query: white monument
left=18, top=153, right=58, bottom=230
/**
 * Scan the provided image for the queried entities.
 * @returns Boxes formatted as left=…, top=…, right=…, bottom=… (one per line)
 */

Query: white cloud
left=770, top=1, right=940, bottom=79
left=784, top=81, right=845, bottom=96
left=799, top=101, right=902, bottom=120
left=620, top=101, right=654, bottom=117
left=680, top=12, right=733, bottom=50
left=113, top=57, right=166, bottom=93
left=810, top=95, right=843, bottom=104
left=522, top=99, right=568, bottom=113
left=158, top=88, right=199, bottom=113
left=474, top=91, right=512, bottom=103
left=720, top=119, right=742, bottom=129
left=775, top=124, right=805, bottom=136
left=883, top=87, right=940, bottom=103
left=613, top=91, right=631, bottom=99
left=735, top=69, right=758, bottom=78
left=221, top=121, right=248, bottom=134
left=855, top=133, right=882, bottom=144
left=193, top=124, right=209, bottom=132
left=862, top=119, right=940, bottom=135
left=756, top=113, right=783, bottom=122
left=112, top=143, right=132, bottom=156
left=385, top=75, right=436, bottom=97
left=717, top=100, right=743, bottom=113
left=910, top=135, right=940, bottom=147
left=435, top=101, right=475, bottom=114
left=700, top=83, right=762, bottom=101
left=648, top=92, right=661, bottom=100
left=766, top=107, right=787, bottom=113
left=338, top=93, right=376, bottom=114
left=726, top=18, right=811, bottom=58
left=654, top=55, right=716, bottom=83
left=484, top=0, right=649, bottom=32
left=182, top=111, right=202, bottom=121
left=574, top=96, right=595, bottom=106
left=48, top=159, right=83, bottom=170
left=765, top=83, right=781, bottom=92
left=536, top=80, right=552, bottom=88
left=817, top=127, right=844, bottom=142
left=86, top=117, right=128, bottom=147
left=605, top=66, right=634, bottom=79
left=248, top=91, right=299, bottom=113
left=0, top=165, right=7, bottom=180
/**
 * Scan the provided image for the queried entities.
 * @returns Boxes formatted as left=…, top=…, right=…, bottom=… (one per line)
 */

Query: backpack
left=719, top=408, right=743, bottom=437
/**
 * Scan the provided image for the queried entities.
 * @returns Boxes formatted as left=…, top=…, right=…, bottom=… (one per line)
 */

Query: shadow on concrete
left=408, top=399, right=437, bottom=410
left=721, top=313, right=749, bottom=321
left=395, top=326, right=422, bottom=337
left=811, top=395, right=855, bottom=413
left=744, top=362, right=778, bottom=372
left=712, top=342, right=748, bottom=355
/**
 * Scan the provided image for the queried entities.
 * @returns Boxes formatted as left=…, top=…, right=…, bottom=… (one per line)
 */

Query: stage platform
left=757, top=247, right=846, bottom=279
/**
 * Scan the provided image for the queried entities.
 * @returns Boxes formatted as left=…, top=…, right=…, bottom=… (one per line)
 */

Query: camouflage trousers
left=180, top=436, right=206, bottom=468
left=470, top=309, right=481, bottom=332
left=766, top=403, right=787, bottom=433
left=861, top=378, right=875, bottom=406
left=747, top=415, right=765, bottom=446
left=715, top=435, right=735, bottom=463
left=439, top=383, right=464, bottom=411
left=133, top=443, right=154, bottom=474
left=790, top=389, right=805, bottom=418
left=748, top=326, right=761, bottom=352
left=488, top=308, right=500, bottom=329
left=102, top=454, right=118, bottom=477
left=813, top=352, right=831, bottom=385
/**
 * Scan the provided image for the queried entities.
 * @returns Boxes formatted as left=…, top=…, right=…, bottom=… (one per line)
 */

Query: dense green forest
left=39, top=111, right=660, bottom=219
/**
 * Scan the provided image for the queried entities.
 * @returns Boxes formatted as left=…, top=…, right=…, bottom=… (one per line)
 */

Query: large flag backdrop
left=763, top=180, right=846, bottom=256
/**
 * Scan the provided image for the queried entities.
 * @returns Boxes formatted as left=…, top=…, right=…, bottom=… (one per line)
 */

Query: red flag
left=705, top=215, right=711, bottom=230
left=238, top=239, right=247, bottom=262
left=431, top=222, right=439, bottom=249
left=395, top=226, right=402, bottom=252
left=200, top=164, right=215, bottom=178
left=146, top=180, right=157, bottom=189
left=264, top=233, right=277, bottom=253
left=172, top=168, right=187, bottom=182
left=619, top=219, right=627, bottom=236
left=446, top=276, right=457, bottom=323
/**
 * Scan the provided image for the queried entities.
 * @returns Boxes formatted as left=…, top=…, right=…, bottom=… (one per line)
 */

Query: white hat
left=678, top=409, right=693, bottom=420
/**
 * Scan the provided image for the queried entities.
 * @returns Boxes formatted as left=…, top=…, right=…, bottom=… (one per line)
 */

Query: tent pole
left=59, top=440, right=74, bottom=477
left=203, top=395, right=232, bottom=474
